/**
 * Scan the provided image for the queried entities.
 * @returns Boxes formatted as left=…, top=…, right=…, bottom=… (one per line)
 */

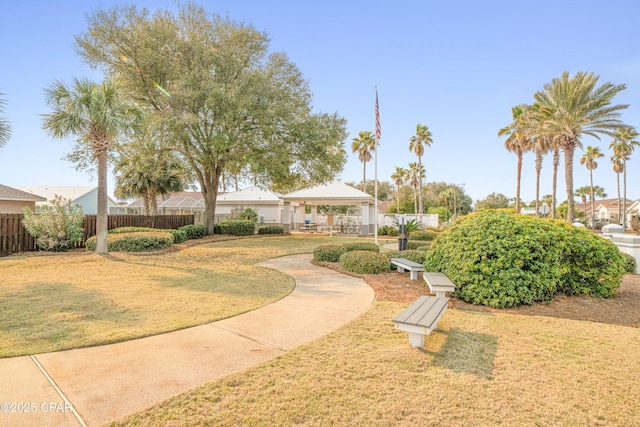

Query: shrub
left=108, top=226, right=188, bottom=243
left=386, top=249, right=425, bottom=270
left=342, top=242, right=380, bottom=252
left=217, top=220, right=255, bottom=236
left=22, top=196, right=84, bottom=251
left=409, top=230, right=438, bottom=241
left=166, top=228, right=189, bottom=243
left=179, top=224, right=207, bottom=240
left=621, top=253, right=637, bottom=274
left=424, top=210, right=625, bottom=308
left=378, top=225, right=399, bottom=236
left=313, top=244, right=347, bottom=262
left=406, top=240, right=428, bottom=250
left=86, top=232, right=173, bottom=252
left=258, top=225, right=285, bottom=235
left=415, top=245, right=431, bottom=252
left=339, top=250, right=390, bottom=274
left=392, top=218, right=422, bottom=233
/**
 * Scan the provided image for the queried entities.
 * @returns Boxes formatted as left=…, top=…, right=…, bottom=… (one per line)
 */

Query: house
left=125, top=187, right=287, bottom=224
left=592, top=198, right=634, bottom=224
left=13, top=186, right=121, bottom=215
left=0, top=184, right=47, bottom=213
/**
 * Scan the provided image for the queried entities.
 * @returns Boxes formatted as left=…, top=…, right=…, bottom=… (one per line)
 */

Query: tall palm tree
left=114, top=133, right=186, bottom=216
left=609, top=126, right=639, bottom=228
left=391, top=166, right=407, bottom=214
left=407, top=162, right=424, bottom=215
left=541, top=194, right=553, bottom=217
left=42, top=77, right=140, bottom=254
left=531, top=71, right=628, bottom=223
left=580, top=146, right=604, bottom=228
left=409, top=124, right=433, bottom=218
left=0, top=91, right=11, bottom=150
left=574, top=186, right=591, bottom=222
left=610, top=153, right=624, bottom=225
left=499, top=105, right=530, bottom=214
left=351, top=131, right=376, bottom=192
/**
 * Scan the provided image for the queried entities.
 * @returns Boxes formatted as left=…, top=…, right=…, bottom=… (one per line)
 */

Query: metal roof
left=282, top=181, right=374, bottom=204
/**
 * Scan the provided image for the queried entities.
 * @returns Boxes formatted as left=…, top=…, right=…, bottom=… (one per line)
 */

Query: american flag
left=375, top=88, right=381, bottom=141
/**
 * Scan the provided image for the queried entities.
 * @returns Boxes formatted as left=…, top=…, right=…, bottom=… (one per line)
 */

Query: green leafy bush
left=22, top=196, right=84, bottom=251
left=313, top=244, right=347, bottom=262
left=86, top=232, right=173, bottom=252
left=378, top=225, right=399, bottom=236
left=415, top=245, right=431, bottom=252
left=386, top=250, right=426, bottom=270
left=258, top=225, right=285, bottom=235
left=339, top=250, right=390, bottom=274
left=621, top=253, right=637, bottom=274
left=342, top=242, right=380, bottom=252
left=406, top=240, right=428, bottom=250
left=409, top=230, right=438, bottom=241
left=424, top=210, right=625, bottom=308
left=179, top=224, right=207, bottom=239
left=392, top=218, right=422, bottom=233
left=217, top=220, right=255, bottom=236
left=109, top=226, right=188, bottom=243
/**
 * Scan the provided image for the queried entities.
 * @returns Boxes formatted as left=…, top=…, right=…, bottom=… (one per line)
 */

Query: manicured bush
left=386, top=250, right=426, bottom=270
left=342, top=242, right=380, bottom=252
left=424, top=210, right=625, bottom=308
left=179, top=224, right=207, bottom=240
left=378, top=225, right=399, bottom=236
left=339, top=250, right=390, bottom=274
left=415, top=245, right=431, bottom=252
left=621, top=253, right=637, bottom=274
left=258, top=225, right=285, bottom=235
left=109, top=226, right=188, bottom=243
left=217, top=220, right=255, bottom=236
left=166, top=228, right=189, bottom=243
left=22, top=196, right=84, bottom=251
left=409, top=230, right=438, bottom=241
left=313, top=244, right=347, bottom=262
left=86, top=232, right=174, bottom=252
left=406, top=240, right=428, bottom=250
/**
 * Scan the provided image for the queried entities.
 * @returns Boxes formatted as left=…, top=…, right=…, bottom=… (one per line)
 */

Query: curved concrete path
left=0, top=254, right=374, bottom=427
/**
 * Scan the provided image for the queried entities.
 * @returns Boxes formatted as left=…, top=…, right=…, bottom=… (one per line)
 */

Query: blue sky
left=1, top=0, right=640, bottom=204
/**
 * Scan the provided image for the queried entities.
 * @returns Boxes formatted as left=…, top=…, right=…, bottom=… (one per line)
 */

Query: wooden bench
left=390, top=258, right=424, bottom=280
left=392, top=296, right=450, bottom=349
left=423, top=272, right=456, bottom=297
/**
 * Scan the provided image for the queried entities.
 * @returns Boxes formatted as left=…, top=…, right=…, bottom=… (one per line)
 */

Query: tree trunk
left=563, top=140, right=576, bottom=223
left=535, top=151, right=542, bottom=217
left=201, top=167, right=222, bottom=235
left=363, top=162, right=367, bottom=193
left=515, top=151, right=522, bottom=214
left=417, top=155, right=423, bottom=220
left=623, top=159, right=628, bottom=229
left=96, top=150, right=109, bottom=254
left=552, top=147, right=559, bottom=219
left=396, top=185, right=400, bottom=214
left=589, top=169, right=595, bottom=229
left=149, top=188, right=158, bottom=216
left=616, top=172, right=621, bottom=226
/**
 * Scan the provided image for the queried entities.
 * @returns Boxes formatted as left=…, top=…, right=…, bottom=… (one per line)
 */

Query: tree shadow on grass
left=423, top=329, right=498, bottom=379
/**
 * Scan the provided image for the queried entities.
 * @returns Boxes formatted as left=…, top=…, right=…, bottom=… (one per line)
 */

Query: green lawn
left=0, top=235, right=362, bottom=357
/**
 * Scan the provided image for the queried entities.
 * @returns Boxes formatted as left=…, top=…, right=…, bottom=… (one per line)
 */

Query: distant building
left=0, top=184, right=46, bottom=213
left=13, top=186, right=121, bottom=214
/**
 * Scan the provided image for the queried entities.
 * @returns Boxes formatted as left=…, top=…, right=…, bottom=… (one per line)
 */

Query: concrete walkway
left=0, top=254, right=374, bottom=427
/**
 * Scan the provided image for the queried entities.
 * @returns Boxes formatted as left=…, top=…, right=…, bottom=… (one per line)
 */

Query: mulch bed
left=314, top=260, right=640, bottom=328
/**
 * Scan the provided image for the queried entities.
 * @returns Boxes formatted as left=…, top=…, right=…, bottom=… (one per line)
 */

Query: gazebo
left=281, top=181, right=376, bottom=236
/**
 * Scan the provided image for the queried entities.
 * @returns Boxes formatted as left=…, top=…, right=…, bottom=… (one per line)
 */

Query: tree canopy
left=74, top=3, right=347, bottom=233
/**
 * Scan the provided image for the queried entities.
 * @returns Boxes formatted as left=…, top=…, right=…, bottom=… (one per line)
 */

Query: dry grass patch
left=112, top=301, right=640, bottom=426
left=0, top=235, right=363, bottom=357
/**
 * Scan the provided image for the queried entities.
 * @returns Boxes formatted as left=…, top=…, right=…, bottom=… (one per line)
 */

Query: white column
left=360, top=201, right=370, bottom=236
left=282, top=201, right=291, bottom=233
left=311, top=205, right=317, bottom=223
left=297, top=204, right=306, bottom=231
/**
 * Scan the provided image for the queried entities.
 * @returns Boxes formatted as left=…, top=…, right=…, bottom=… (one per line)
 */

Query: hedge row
left=313, top=242, right=380, bottom=262
left=86, top=232, right=174, bottom=252
left=214, top=220, right=255, bottom=236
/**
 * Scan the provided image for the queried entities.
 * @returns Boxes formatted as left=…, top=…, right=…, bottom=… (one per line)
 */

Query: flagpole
left=374, top=86, right=380, bottom=246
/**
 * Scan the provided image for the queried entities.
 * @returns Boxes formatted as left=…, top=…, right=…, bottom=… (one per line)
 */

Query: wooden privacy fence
left=0, top=214, right=195, bottom=255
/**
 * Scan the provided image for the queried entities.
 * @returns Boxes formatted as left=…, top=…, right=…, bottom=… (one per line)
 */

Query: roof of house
left=13, top=186, right=121, bottom=207
left=282, top=181, right=374, bottom=204
left=593, top=198, right=635, bottom=210
left=126, top=187, right=283, bottom=209
left=0, top=184, right=47, bottom=202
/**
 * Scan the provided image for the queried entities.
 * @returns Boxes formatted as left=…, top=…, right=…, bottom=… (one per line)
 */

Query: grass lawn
left=0, top=234, right=362, bottom=358
left=112, top=300, right=640, bottom=426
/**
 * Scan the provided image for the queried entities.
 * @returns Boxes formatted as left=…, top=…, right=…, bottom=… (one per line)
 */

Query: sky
left=1, top=0, right=640, bottom=205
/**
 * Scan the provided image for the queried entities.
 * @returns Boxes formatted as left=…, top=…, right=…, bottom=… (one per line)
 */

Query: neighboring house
left=592, top=198, right=634, bottom=224
left=13, top=186, right=121, bottom=215
left=126, top=187, right=286, bottom=224
left=0, top=184, right=47, bottom=214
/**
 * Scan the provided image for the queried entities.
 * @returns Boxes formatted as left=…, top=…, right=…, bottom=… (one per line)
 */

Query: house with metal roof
left=13, top=186, right=121, bottom=214
left=0, top=184, right=47, bottom=213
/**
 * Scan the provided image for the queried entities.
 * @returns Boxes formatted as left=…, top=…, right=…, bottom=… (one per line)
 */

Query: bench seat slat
left=393, top=296, right=449, bottom=328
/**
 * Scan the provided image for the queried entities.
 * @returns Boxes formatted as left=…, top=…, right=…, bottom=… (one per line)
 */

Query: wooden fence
left=0, top=214, right=194, bottom=256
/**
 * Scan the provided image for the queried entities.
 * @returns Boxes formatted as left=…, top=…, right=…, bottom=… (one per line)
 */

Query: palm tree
left=580, top=146, right=604, bottom=228
left=499, top=105, right=530, bottom=214
left=409, top=124, right=433, bottom=218
left=407, top=162, right=424, bottom=214
left=42, top=78, right=140, bottom=254
left=391, top=166, right=407, bottom=214
left=351, top=131, right=376, bottom=192
left=0, top=91, right=11, bottom=150
left=114, top=132, right=186, bottom=216
left=541, top=194, right=553, bottom=217
left=610, top=153, right=624, bottom=225
left=609, top=126, right=639, bottom=228
left=531, top=71, right=628, bottom=223
left=574, top=186, right=591, bottom=222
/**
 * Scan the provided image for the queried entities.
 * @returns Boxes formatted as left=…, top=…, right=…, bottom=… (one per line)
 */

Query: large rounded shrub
left=424, top=210, right=625, bottom=308
left=342, top=242, right=380, bottom=252
left=313, top=244, right=347, bottom=262
left=409, top=230, right=438, bottom=241
left=86, top=232, right=174, bottom=252
left=339, top=250, right=390, bottom=274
